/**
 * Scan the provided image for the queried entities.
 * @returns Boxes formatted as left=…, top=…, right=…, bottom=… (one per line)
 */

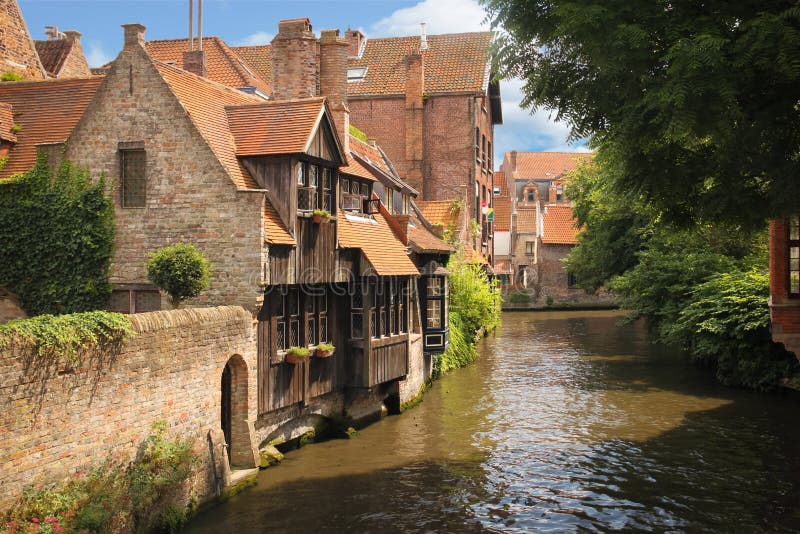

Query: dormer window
left=297, top=160, right=336, bottom=214
left=527, top=189, right=535, bottom=202
left=347, top=67, right=367, bottom=82
left=341, top=177, right=376, bottom=214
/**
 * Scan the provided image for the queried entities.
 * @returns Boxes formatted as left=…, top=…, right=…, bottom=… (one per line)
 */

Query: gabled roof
left=232, top=45, right=271, bottom=86
left=147, top=37, right=270, bottom=95
left=264, top=199, right=295, bottom=245
left=541, top=204, right=580, bottom=245
left=348, top=32, right=493, bottom=96
left=0, top=103, right=17, bottom=143
left=408, top=216, right=453, bottom=254
left=511, top=151, right=593, bottom=180
left=155, top=61, right=261, bottom=189
left=339, top=150, right=377, bottom=181
left=0, top=77, right=103, bottom=178
left=226, top=98, right=328, bottom=156
left=338, top=212, right=418, bottom=276
left=35, top=39, right=73, bottom=77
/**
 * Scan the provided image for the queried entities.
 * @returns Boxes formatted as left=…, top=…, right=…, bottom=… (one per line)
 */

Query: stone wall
left=0, top=0, right=45, bottom=79
left=66, top=33, right=265, bottom=313
left=56, top=31, right=91, bottom=78
left=398, top=333, right=429, bottom=405
left=0, top=306, right=259, bottom=511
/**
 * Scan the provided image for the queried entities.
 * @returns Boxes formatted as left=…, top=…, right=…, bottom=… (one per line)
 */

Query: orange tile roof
left=417, top=199, right=459, bottom=227
left=35, top=39, right=74, bottom=77
left=348, top=32, right=493, bottom=96
left=493, top=193, right=512, bottom=232
left=232, top=45, right=271, bottom=87
left=0, top=77, right=103, bottom=178
left=0, top=103, right=16, bottom=143
left=264, top=199, right=295, bottom=245
left=338, top=212, right=418, bottom=276
left=541, top=204, right=581, bottom=245
left=147, top=37, right=270, bottom=94
left=226, top=97, right=327, bottom=156
left=349, top=134, right=392, bottom=175
left=512, top=151, right=593, bottom=180
left=339, top=151, right=377, bottom=181
left=408, top=219, right=453, bottom=254
left=516, top=206, right=538, bottom=233
left=155, top=62, right=262, bottom=189
left=494, top=171, right=508, bottom=195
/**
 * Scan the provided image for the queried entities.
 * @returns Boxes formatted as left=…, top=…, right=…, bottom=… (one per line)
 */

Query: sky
left=18, top=0, right=588, bottom=167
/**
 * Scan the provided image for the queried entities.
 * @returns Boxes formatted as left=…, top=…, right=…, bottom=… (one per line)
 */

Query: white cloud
left=368, top=0, right=487, bottom=37
left=85, top=41, right=112, bottom=68
left=234, top=31, right=274, bottom=47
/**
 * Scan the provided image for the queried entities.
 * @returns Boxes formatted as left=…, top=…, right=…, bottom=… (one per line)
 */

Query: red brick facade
left=0, top=0, right=45, bottom=79
left=769, top=218, right=800, bottom=359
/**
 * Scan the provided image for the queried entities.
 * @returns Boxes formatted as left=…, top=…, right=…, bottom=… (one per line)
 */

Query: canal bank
left=185, top=310, right=800, bottom=532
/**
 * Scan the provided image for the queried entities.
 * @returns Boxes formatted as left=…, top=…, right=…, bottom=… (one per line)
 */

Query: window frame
left=789, top=216, right=800, bottom=298
left=120, top=148, right=146, bottom=208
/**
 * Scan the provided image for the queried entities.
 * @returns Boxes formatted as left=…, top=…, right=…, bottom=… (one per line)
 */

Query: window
left=386, top=188, right=394, bottom=214
left=304, top=287, right=328, bottom=347
left=297, top=161, right=316, bottom=211
left=402, top=194, right=409, bottom=215
left=109, top=288, right=160, bottom=313
left=481, top=134, right=487, bottom=170
left=790, top=216, right=800, bottom=297
left=527, top=189, right=535, bottom=202
left=424, top=276, right=446, bottom=330
left=323, top=168, right=333, bottom=212
left=296, top=161, right=306, bottom=186
left=568, top=272, right=578, bottom=289
left=392, top=190, right=404, bottom=215
left=351, top=285, right=364, bottom=339
left=341, top=178, right=373, bottom=214
left=488, top=140, right=493, bottom=171
left=525, top=241, right=536, bottom=255
left=556, top=185, right=564, bottom=202
left=120, top=149, right=146, bottom=208
left=493, top=186, right=501, bottom=197
left=370, top=278, right=407, bottom=338
left=347, top=67, right=367, bottom=81
left=475, top=127, right=480, bottom=163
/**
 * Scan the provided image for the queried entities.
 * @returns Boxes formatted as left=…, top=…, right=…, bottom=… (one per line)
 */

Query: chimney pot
left=122, top=24, right=146, bottom=48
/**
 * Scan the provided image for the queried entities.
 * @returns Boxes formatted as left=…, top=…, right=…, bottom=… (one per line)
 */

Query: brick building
left=0, top=0, right=46, bottom=79
left=770, top=218, right=800, bottom=360
left=34, top=28, right=91, bottom=78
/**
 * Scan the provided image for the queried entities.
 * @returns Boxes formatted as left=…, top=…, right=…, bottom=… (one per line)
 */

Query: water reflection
left=187, top=311, right=800, bottom=533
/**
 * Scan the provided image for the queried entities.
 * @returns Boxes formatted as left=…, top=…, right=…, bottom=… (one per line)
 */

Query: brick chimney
left=344, top=29, right=364, bottom=57
left=271, top=18, right=318, bottom=100
left=510, top=150, right=518, bottom=172
left=182, top=50, right=207, bottom=77
left=319, top=29, right=349, bottom=160
left=404, top=49, right=424, bottom=195
left=122, top=23, right=146, bottom=49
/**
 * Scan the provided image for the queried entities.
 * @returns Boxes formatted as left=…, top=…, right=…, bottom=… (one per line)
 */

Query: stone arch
left=221, top=354, right=256, bottom=468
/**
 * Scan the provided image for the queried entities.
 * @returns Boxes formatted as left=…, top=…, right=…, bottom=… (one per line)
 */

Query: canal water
left=186, top=310, right=800, bottom=532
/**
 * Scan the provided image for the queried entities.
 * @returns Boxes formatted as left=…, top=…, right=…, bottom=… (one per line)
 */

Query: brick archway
left=221, top=354, right=255, bottom=468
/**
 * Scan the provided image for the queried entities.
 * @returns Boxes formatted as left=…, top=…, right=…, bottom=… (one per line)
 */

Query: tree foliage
left=484, top=0, right=800, bottom=225
left=146, top=243, right=211, bottom=308
left=0, top=154, right=115, bottom=316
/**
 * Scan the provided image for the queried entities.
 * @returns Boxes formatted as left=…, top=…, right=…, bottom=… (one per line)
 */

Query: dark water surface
left=186, top=311, right=800, bottom=532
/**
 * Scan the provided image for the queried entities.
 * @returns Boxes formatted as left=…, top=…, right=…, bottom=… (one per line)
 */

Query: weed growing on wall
left=435, top=251, right=501, bottom=374
left=0, top=311, right=134, bottom=364
left=1, top=421, right=199, bottom=534
left=0, top=154, right=115, bottom=316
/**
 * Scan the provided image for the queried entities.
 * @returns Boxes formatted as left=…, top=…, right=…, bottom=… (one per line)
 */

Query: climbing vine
left=0, top=153, right=115, bottom=316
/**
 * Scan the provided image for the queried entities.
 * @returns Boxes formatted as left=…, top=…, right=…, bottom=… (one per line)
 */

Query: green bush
left=1, top=71, right=24, bottom=82
left=447, top=252, right=501, bottom=337
left=1, top=421, right=198, bottom=534
left=507, top=291, right=531, bottom=305
left=146, top=244, right=211, bottom=308
left=0, top=154, right=115, bottom=316
left=435, top=311, right=478, bottom=375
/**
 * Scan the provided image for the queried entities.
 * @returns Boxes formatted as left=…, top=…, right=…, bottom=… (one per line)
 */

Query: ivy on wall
left=0, top=154, right=115, bottom=316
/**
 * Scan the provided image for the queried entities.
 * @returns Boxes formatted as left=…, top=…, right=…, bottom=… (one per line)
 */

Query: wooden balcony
left=347, top=333, right=409, bottom=388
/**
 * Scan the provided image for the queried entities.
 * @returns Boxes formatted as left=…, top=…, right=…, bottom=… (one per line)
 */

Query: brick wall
left=66, top=34, right=265, bottom=312
left=0, top=306, right=259, bottom=511
left=0, top=0, right=45, bottom=79
left=769, top=218, right=800, bottom=359
left=57, top=31, right=91, bottom=78
left=271, top=18, right=318, bottom=100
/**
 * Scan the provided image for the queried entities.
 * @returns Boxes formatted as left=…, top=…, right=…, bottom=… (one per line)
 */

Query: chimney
left=62, top=30, right=81, bottom=43
left=44, top=26, right=60, bottom=40
left=404, top=49, right=425, bottom=195
left=182, top=50, right=207, bottom=77
left=122, top=24, right=146, bottom=49
left=510, top=150, right=518, bottom=172
left=319, top=29, right=350, bottom=160
left=271, top=18, right=318, bottom=100
left=344, top=28, right=364, bottom=57
left=419, top=22, right=428, bottom=51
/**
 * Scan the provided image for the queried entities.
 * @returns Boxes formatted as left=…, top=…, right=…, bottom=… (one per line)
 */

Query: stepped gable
left=0, top=76, right=102, bottom=178
left=147, top=37, right=270, bottom=94
left=347, top=32, right=493, bottom=96
left=541, top=204, right=581, bottom=244
left=154, top=61, right=261, bottom=189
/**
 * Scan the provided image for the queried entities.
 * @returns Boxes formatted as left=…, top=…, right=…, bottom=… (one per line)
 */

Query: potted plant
left=284, top=346, right=311, bottom=365
left=315, top=342, right=335, bottom=358
left=312, top=209, right=331, bottom=224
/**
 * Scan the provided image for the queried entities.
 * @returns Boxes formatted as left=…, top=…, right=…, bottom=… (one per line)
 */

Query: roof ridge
left=366, top=31, right=492, bottom=41
left=215, top=37, right=267, bottom=87
left=146, top=36, right=222, bottom=44
left=153, top=60, right=261, bottom=100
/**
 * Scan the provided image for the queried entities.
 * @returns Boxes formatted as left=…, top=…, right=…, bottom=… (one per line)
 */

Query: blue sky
left=18, top=0, right=588, bottom=166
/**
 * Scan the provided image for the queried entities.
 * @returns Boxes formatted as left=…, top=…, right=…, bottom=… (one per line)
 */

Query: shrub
left=146, top=244, right=211, bottom=308
left=285, top=346, right=310, bottom=358
left=435, top=311, right=478, bottom=375
left=447, top=252, right=501, bottom=337
left=0, top=154, right=115, bottom=316
left=1, top=71, right=23, bottom=82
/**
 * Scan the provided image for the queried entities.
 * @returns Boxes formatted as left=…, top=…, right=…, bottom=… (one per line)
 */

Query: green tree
left=146, top=243, right=211, bottom=308
left=484, top=0, right=800, bottom=225
left=0, top=154, right=115, bottom=315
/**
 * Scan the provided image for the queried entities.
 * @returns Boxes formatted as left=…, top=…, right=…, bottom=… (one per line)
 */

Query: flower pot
left=315, top=348, right=334, bottom=358
left=312, top=214, right=322, bottom=224
left=284, top=352, right=306, bottom=365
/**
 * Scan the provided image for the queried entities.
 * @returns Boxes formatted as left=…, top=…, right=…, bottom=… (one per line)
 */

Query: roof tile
left=147, top=37, right=270, bottom=94
left=34, top=39, right=73, bottom=77
left=541, top=204, right=581, bottom=244
left=264, top=199, right=295, bottom=245
left=338, top=212, right=418, bottom=276
left=225, top=98, right=326, bottom=156
left=516, top=206, right=538, bottom=233
left=417, top=199, right=459, bottom=227
left=0, top=103, right=16, bottom=143
left=511, top=151, right=593, bottom=180
left=0, top=77, right=103, bottom=178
